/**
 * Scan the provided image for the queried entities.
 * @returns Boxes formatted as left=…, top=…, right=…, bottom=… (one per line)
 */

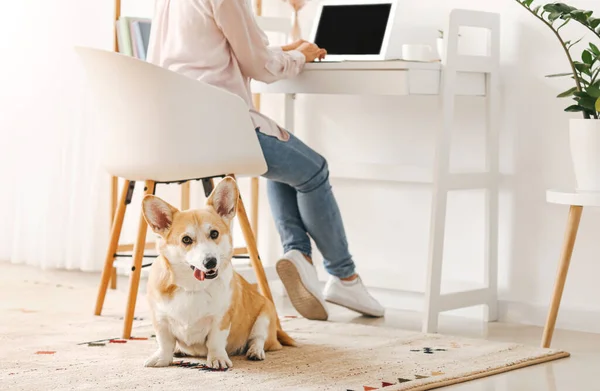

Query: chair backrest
left=74, top=46, right=267, bottom=182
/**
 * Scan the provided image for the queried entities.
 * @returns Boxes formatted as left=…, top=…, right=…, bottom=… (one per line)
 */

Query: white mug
left=402, top=44, right=433, bottom=62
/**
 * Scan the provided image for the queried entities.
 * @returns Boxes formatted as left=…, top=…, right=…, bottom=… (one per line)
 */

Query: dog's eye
left=181, top=236, right=193, bottom=245
left=209, top=230, right=219, bottom=240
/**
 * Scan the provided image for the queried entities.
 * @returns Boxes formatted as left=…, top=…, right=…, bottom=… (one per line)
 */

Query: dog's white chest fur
left=154, top=270, right=232, bottom=347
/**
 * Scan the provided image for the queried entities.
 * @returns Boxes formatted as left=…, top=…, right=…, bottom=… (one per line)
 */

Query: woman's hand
left=282, top=39, right=307, bottom=51
left=297, top=42, right=327, bottom=62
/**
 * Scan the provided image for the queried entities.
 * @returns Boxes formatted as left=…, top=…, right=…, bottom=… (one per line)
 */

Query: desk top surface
left=304, top=59, right=441, bottom=71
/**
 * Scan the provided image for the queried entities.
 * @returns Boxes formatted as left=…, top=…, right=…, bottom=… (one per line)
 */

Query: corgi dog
left=141, top=177, right=295, bottom=369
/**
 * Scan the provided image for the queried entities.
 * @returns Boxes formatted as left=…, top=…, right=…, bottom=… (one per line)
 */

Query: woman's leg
left=256, top=129, right=384, bottom=319
left=264, top=180, right=312, bottom=258
left=257, top=130, right=354, bottom=278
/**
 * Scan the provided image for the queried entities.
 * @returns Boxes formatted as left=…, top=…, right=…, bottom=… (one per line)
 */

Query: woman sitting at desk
left=147, top=0, right=384, bottom=319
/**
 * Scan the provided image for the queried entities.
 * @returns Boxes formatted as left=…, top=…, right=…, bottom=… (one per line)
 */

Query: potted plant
left=517, top=1, right=600, bottom=192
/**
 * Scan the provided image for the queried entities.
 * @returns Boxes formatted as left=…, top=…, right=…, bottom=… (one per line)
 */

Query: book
left=117, top=17, right=133, bottom=56
left=129, top=19, right=139, bottom=58
left=133, top=20, right=152, bottom=61
left=114, top=17, right=151, bottom=59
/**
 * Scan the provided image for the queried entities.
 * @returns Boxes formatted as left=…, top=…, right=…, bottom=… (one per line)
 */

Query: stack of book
left=116, top=17, right=152, bottom=61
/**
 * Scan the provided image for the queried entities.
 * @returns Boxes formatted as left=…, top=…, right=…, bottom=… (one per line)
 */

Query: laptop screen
left=313, top=3, right=392, bottom=55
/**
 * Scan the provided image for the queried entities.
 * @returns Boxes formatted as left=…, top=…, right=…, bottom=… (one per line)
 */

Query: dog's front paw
left=206, top=353, right=233, bottom=369
left=246, top=345, right=265, bottom=361
left=144, top=351, right=173, bottom=368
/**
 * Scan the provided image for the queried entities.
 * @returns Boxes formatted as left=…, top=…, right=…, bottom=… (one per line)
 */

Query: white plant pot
left=570, top=119, right=600, bottom=192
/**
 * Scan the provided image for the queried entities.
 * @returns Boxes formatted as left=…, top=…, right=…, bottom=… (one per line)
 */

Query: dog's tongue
left=193, top=269, right=205, bottom=281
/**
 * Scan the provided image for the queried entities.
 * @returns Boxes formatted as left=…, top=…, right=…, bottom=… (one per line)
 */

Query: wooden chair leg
left=236, top=194, right=281, bottom=328
left=251, top=94, right=261, bottom=240
left=123, top=180, right=155, bottom=339
left=109, top=176, right=119, bottom=290
left=237, top=194, right=273, bottom=303
left=181, top=181, right=190, bottom=210
left=250, top=177, right=259, bottom=240
left=541, top=205, right=583, bottom=348
left=110, top=268, right=118, bottom=290
left=95, top=179, right=132, bottom=315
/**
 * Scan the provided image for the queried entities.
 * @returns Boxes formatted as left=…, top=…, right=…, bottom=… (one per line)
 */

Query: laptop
left=307, top=0, right=402, bottom=62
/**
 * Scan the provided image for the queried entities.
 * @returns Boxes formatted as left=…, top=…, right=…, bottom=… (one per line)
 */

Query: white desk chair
left=75, top=46, right=275, bottom=339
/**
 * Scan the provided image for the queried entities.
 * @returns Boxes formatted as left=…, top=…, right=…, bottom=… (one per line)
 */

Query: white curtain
left=0, top=0, right=119, bottom=271
left=0, top=0, right=281, bottom=272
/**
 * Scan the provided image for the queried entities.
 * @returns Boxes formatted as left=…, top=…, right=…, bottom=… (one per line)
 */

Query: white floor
left=3, top=262, right=599, bottom=391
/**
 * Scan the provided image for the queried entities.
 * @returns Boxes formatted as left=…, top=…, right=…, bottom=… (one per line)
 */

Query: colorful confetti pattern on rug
left=2, top=274, right=570, bottom=391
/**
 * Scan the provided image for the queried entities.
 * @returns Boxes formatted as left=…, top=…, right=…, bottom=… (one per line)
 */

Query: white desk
left=253, top=60, right=486, bottom=96
left=253, top=9, right=501, bottom=334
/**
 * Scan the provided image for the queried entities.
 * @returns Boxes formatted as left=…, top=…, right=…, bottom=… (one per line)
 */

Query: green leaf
left=559, top=3, right=577, bottom=13
left=574, top=91, right=589, bottom=98
left=544, top=3, right=575, bottom=14
left=577, top=96, right=598, bottom=110
left=583, top=50, right=594, bottom=65
left=548, top=12, right=562, bottom=22
left=596, top=97, right=600, bottom=112
left=545, top=72, right=573, bottom=78
left=523, top=0, right=534, bottom=6
left=533, top=5, right=542, bottom=14
left=587, top=84, right=600, bottom=98
left=590, top=43, right=600, bottom=56
left=575, top=62, right=592, bottom=74
left=590, top=17, right=600, bottom=29
left=571, top=9, right=591, bottom=23
left=567, top=37, right=584, bottom=49
left=565, top=104, right=585, bottom=112
left=558, top=86, right=578, bottom=98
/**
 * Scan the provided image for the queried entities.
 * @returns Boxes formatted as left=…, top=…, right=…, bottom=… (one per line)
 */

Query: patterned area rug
left=1, top=269, right=569, bottom=391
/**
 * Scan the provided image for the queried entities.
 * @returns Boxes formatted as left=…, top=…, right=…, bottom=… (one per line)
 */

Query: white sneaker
left=276, top=250, right=328, bottom=321
left=323, top=275, right=385, bottom=317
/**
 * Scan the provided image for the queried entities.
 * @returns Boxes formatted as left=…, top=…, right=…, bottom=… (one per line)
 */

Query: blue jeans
left=255, top=129, right=355, bottom=279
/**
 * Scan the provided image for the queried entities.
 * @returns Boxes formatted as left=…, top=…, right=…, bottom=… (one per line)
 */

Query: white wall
left=1, top=0, right=599, bottom=334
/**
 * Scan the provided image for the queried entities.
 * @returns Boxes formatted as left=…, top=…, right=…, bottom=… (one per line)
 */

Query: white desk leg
left=423, top=70, right=456, bottom=334
left=284, top=94, right=295, bottom=133
left=484, top=70, right=500, bottom=322
left=423, top=186, right=447, bottom=334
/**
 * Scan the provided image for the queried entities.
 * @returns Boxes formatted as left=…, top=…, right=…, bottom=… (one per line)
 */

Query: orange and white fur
left=142, top=177, right=295, bottom=369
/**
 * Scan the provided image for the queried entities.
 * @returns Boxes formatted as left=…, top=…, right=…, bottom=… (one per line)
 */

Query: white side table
left=542, top=189, right=600, bottom=347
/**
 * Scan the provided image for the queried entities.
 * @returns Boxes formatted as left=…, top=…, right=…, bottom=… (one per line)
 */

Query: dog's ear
left=207, top=177, right=239, bottom=222
left=142, top=195, right=179, bottom=235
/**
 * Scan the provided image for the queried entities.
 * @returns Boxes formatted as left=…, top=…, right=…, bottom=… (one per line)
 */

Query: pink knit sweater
left=147, top=0, right=306, bottom=140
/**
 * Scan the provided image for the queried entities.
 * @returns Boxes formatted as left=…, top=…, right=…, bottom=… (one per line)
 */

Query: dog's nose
left=203, top=257, right=217, bottom=270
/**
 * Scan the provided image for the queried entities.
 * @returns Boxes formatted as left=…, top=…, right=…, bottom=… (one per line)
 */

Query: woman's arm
left=281, top=40, right=306, bottom=52
left=213, top=0, right=309, bottom=84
